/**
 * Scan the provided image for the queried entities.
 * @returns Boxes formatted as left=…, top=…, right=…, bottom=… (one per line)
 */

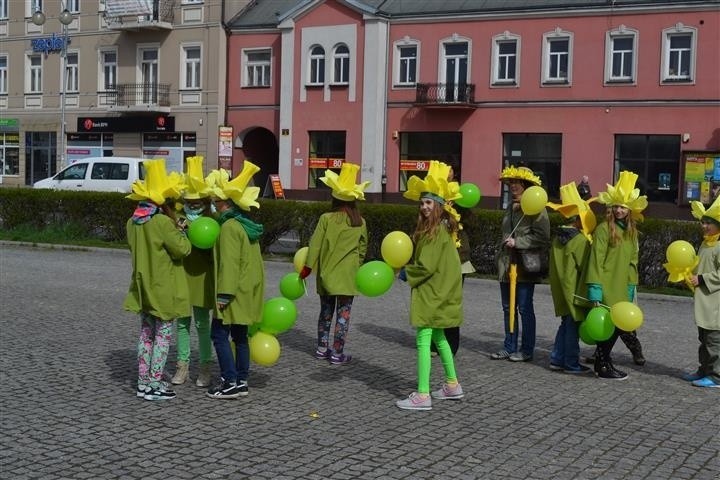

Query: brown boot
left=171, top=360, right=189, bottom=385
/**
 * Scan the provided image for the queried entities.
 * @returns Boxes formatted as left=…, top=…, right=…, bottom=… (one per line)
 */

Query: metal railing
left=104, top=0, right=175, bottom=27
left=415, top=83, right=476, bottom=105
left=101, top=83, right=171, bottom=108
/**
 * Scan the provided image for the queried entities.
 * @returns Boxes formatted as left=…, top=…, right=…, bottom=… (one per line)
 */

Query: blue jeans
left=210, top=318, right=249, bottom=384
left=500, top=281, right=536, bottom=356
left=550, top=315, right=581, bottom=369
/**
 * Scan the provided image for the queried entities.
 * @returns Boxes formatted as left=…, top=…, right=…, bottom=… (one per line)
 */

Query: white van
left=33, top=157, right=145, bottom=193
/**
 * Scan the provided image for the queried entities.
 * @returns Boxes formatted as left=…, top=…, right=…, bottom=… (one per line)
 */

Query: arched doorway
left=236, top=127, right=278, bottom=196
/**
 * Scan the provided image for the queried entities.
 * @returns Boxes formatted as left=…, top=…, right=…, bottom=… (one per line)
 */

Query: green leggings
left=175, top=306, right=212, bottom=364
left=416, top=327, right=458, bottom=394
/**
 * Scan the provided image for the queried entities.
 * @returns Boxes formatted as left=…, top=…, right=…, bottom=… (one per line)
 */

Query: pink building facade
left=226, top=0, right=720, bottom=215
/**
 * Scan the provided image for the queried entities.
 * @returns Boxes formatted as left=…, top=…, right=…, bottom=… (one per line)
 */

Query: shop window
left=0, top=132, right=20, bottom=175
left=502, top=133, right=562, bottom=204
left=308, top=131, right=345, bottom=188
left=615, top=134, right=680, bottom=203
left=398, top=132, right=462, bottom=190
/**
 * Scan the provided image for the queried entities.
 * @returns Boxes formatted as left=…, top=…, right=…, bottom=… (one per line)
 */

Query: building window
left=491, top=32, right=520, bottom=85
left=243, top=48, right=271, bottom=87
left=441, top=37, right=471, bottom=102
left=0, top=0, right=8, bottom=20
left=26, top=54, right=42, bottom=93
left=66, top=0, right=79, bottom=13
left=65, top=52, right=78, bottom=93
left=0, top=55, right=7, bottom=94
left=27, top=0, right=43, bottom=18
left=100, top=50, right=117, bottom=91
left=542, top=29, right=572, bottom=84
left=502, top=134, right=562, bottom=202
left=615, top=134, right=680, bottom=203
left=308, top=131, right=345, bottom=188
left=332, top=45, right=350, bottom=85
left=139, top=47, right=159, bottom=103
left=399, top=132, right=462, bottom=191
left=308, top=46, right=325, bottom=86
left=661, top=24, right=696, bottom=83
left=605, top=27, right=637, bottom=84
left=394, top=42, right=418, bottom=86
left=0, top=132, right=20, bottom=175
left=182, top=45, right=201, bottom=89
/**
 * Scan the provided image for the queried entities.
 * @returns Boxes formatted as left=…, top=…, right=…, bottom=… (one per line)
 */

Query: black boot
left=620, top=331, right=645, bottom=366
left=594, top=343, right=628, bottom=380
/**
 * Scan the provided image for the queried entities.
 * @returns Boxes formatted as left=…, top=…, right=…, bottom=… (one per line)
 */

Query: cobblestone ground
left=1, top=244, right=718, bottom=479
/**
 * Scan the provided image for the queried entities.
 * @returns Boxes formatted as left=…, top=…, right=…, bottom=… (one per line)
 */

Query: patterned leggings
left=317, top=295, right=354, bottom=354
left=137, top=312, right=173, bottom=389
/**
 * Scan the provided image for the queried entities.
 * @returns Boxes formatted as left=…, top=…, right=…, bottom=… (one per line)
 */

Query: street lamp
left=32, top=5, right=74, bottom=169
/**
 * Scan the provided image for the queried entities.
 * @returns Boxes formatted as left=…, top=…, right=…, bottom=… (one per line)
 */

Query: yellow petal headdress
left=127, top=159, right=184, bottom=205
left=183, top=156, right=211, bottom=200
left=546, top=182, right=597, bottom=243
left=596, top=170, right=648, bottom=221
left=320, top=162, right=371, bottom=201
left=403, top=160, right=462, bottom=205
left=206, top=160, right=261, bottom=211
left=499, top=166, right=542, bottom=187
left=690, top=195, right=720, bottom=226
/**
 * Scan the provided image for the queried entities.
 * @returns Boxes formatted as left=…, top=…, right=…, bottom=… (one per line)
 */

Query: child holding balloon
left=546, top=183, right=596, bottom=374
left=585, top=171, right=647, bottom=380
left=683, top=197, right=720, bottom=388
left=396, top=160, right=464, bottom=411
left=300, top=162, right=369, bottom=365
left=170, top=156, right=215, bottom=388
left=124, top=159, right=192, bottom=401
left=204, top=161, right=265, bottom=399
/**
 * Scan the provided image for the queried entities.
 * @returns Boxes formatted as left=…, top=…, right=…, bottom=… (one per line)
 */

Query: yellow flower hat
left=546, top=182, right=597, bottom=243
left=206, top=160, right=261, bottom=211
left=403, top=160, right=462, bottom=204
left=127, top=159, right=184, bottom=205
left=499, top=166, right=542, bottom=186
left=690, top=195, right=720, bottom=226
left=183, top=156, right=211, bottom=200
left=596, top=170, right=648, bottom=221
left=320, top=162, right=371, bottom=201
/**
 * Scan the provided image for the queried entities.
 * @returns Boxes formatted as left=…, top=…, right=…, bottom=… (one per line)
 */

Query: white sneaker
left=431, top=383, right=464, bottom=400
left=396, top=392, right=432, bottom=411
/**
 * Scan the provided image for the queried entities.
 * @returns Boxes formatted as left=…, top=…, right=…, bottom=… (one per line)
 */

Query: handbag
left=518, top=249, right=549, bottom=275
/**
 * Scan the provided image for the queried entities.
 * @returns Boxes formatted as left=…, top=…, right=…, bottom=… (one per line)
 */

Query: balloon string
left=573, top=294, right=610, bottom=310
left=504, top=214, right=525, bottom=242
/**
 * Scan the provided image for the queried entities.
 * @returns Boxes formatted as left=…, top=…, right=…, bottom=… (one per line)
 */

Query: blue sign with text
left=31, top=34, right=68, bottom=54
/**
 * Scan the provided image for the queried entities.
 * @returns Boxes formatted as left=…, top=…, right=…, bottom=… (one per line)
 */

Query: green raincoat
left=548, top=226, right=591, bottom=322
left=693, top=240, right=720, bottom=331
left=585, top=221, right=638, bottom=306
left=213, top=218, right=265, bottom=325
left=124, top=214, right=192, bottom=320
left=180, top=214, right=214, bottom=309
left=305, top=212, right=367, bottom=296
left=405, top=226, right=462, bottom=328
left=496, top=204, right=551, bottom=283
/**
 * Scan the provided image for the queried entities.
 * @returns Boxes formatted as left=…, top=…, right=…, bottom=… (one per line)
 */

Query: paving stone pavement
left=1, top=243, right=718, bottom=480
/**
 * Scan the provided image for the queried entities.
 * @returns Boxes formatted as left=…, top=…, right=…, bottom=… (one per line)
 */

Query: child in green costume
left=396, top=161, right=464, bottom=411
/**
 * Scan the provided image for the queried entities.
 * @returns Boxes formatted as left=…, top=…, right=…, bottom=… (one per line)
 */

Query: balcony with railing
left=104, top=0, right=174, bottom=31
left=101, top=83, right=171, bottom=113
left=415, top=83, right=476, bottom=108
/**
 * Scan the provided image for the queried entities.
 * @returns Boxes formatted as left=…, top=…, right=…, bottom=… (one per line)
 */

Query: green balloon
left=584, top=306, right=615, bottom=341
left=578, top=321, right=597, bottom=346
left=279, top=272, right=306, bottom=300
left=259, top=297, right=297, bottom=335
left=355, top=261, right=394, bottom=297
left=187, top=217, right=220, bottom=249
left=455, top=183, right=481, bottom=208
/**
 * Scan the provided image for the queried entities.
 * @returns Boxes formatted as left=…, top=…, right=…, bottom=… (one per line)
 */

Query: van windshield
left=57, top=163, right=88, bottom=181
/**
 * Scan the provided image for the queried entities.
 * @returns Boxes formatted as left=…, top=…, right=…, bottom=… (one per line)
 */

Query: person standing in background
left=578, top=175, right=592, bottom=200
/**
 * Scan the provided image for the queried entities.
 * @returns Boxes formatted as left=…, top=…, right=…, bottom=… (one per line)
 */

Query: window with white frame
left=27, top=0, right=42, bottom=18
left=65, top=52, right=78, bottom=92
left=100, top=50, right=117, bottom=91
left=243, top=48, right=270, bottom=87
left=182, top=45, right=201, bottom=89
left=0, top=55, right=7, bottom=94
left=27, top=54, right=42, bottom=93
left=308, top=46, right=325, bottom=85
left=491, top=32, right=520, bottom=85
left=605, top=28, right=637, bottom=83
left=542, top=29, right=572, bottom=84
left=661, top=24, right=696, bottom=82
left=440, top=38, right=471, bottom=102
left=0, top=0, right=8, bottom=20
left=332, top=44, right=349, bottom=84
left=394, top=42, right=418, bottom=86
left=66, top=0, right=79, bottom=13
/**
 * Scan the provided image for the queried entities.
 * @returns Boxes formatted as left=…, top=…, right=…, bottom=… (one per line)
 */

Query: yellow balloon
left=381, top=231, right=413, bottom=268
left=293, top=246, right=309, bottom=273
left=665, top=240, right=696, bottom=269
left=610, top=301, right=644, bottom=332
left=249, top=331, right=281, bottom=367
left=520, top=186, right=548, bottom=215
